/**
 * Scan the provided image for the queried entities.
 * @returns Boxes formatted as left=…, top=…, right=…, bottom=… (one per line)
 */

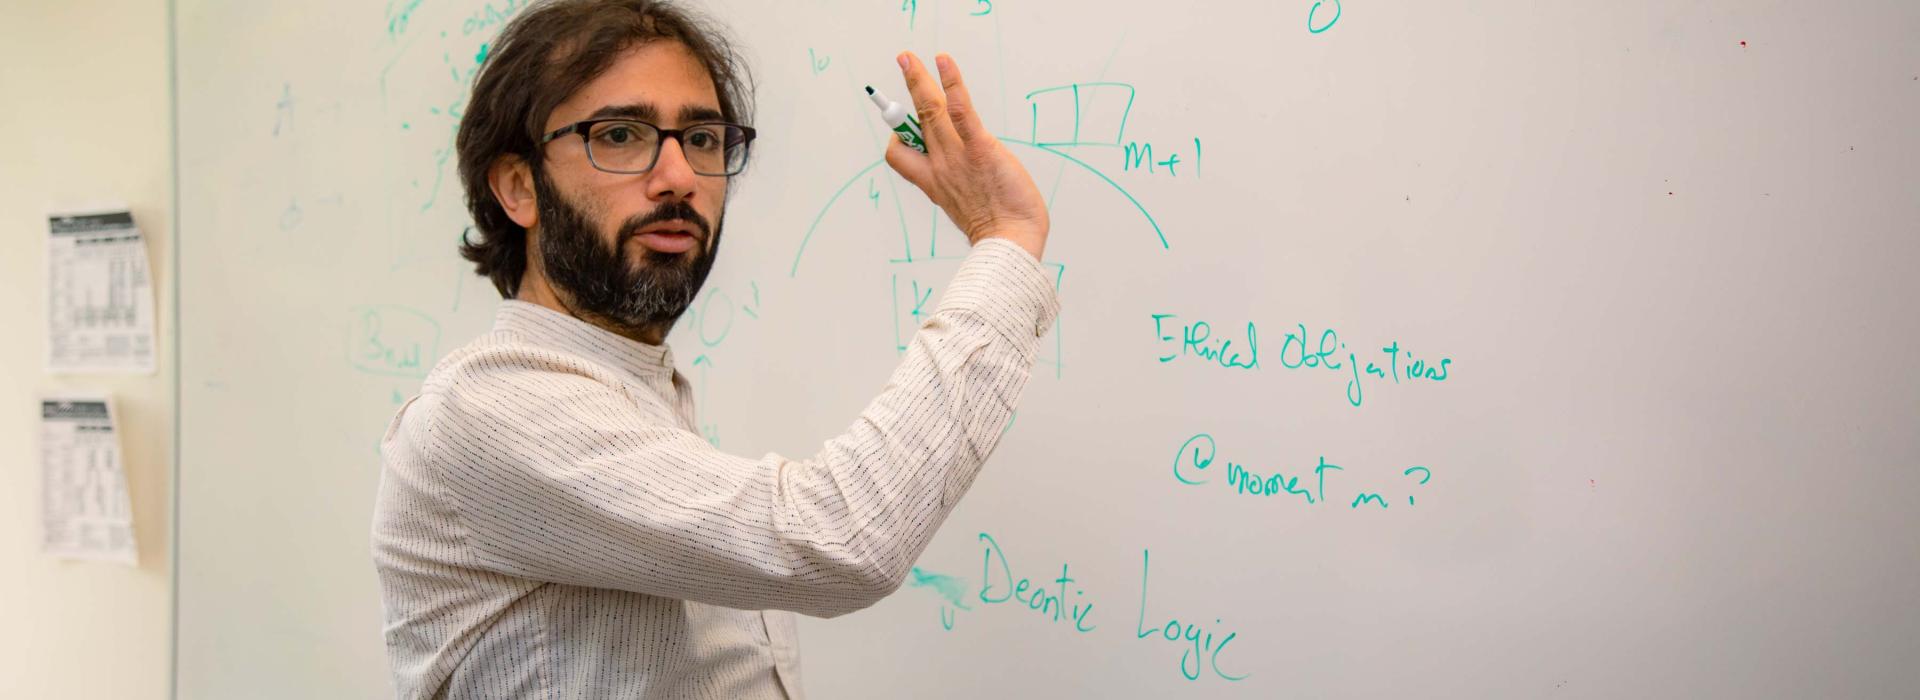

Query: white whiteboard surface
left=175, top=1, right=1920, bottom=697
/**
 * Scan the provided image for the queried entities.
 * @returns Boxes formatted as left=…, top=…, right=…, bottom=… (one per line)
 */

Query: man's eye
left=593, top=124, right=653, bottom=147
left=686, top=130, right=718, bottom=150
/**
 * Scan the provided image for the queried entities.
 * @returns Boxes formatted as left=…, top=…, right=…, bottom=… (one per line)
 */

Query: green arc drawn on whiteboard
left=790, top=138, right=1168, bottom=277
left=1308, top=0, right=1341, bottom=33
left=1010, top=137, right=1168, bottom=249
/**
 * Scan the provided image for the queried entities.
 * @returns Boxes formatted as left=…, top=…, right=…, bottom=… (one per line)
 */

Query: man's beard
left=531, top=168, right=721, bottom=337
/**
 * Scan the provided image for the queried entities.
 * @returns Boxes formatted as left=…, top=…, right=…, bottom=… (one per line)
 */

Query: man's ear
left=488, top=154, right=539, bottom=229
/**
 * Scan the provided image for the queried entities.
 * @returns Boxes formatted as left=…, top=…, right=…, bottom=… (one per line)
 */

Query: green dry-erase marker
left=865, top=85, right=928, bottom=154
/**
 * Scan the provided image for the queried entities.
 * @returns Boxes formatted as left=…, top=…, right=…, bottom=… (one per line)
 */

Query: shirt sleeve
left=423, top=239, right=1059, bottom=618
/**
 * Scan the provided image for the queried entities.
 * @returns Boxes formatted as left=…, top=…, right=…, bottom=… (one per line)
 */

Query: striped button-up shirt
left=372, top=239, right=1060, bottom=699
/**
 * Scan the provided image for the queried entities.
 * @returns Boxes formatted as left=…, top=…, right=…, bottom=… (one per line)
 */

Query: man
left=370, top=1, right=1057, bottom=697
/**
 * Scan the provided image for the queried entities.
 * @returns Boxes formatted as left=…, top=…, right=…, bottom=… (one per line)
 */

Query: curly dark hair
left=456, top=0, right=754, bottom=298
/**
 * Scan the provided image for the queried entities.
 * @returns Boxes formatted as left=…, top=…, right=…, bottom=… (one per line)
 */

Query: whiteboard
left=174, top=0, right=1920, bottom=697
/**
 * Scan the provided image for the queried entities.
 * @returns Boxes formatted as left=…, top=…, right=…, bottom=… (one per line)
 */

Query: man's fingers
left=897, top=51, right=962, bottom=150
left=883, top=136, right=932, bottom=191
left=934, top=53, right=986, bottom=143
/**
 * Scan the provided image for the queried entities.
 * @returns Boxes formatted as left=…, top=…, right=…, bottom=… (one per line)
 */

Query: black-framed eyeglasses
left=540, top=119, right=756, bottom=176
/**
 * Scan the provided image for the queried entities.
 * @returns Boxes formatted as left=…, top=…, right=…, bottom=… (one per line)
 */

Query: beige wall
left=0, top=1, right=172, bottom=698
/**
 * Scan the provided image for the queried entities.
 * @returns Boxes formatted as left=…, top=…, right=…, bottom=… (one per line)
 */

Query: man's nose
left=646, top=135, right=699, bottom=201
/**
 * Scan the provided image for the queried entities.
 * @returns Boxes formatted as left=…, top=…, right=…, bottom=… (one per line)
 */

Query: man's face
left=532, top=40, right=729, bottom=333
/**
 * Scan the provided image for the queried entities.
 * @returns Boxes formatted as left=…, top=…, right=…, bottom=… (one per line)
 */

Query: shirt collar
left=492, top=300, right=676, bottom=379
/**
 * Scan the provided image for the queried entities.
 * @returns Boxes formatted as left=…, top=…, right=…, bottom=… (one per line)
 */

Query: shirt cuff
left=934, top=238, right=1062, bottom=345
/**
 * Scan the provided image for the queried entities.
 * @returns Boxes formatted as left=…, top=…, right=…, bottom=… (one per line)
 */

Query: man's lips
left=627, top=220, right=703, bottom=254
left=634, top=230, right=696, bottom=253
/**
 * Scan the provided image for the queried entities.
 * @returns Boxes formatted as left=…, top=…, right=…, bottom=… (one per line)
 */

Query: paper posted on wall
left=47, top=210, right=157, bottom=374
left=41, top=395, right=138, bottom=565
